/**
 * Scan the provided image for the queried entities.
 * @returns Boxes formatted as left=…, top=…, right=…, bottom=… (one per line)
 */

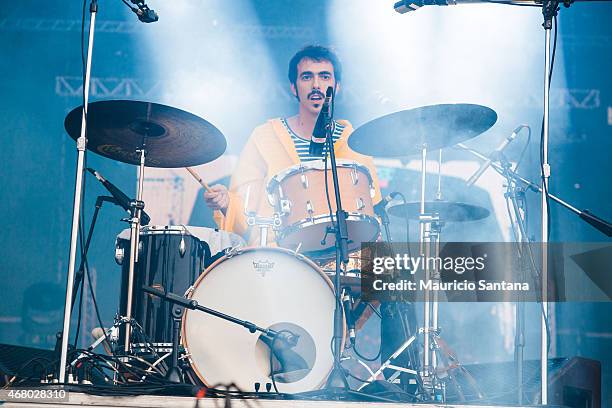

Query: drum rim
left=140, top=225, right=191, bottom=236
left=267, top=159, right=373, bottom=191
left=181, top=246, right=346, bottom=391
left=276, top=213, right=380, bottom=249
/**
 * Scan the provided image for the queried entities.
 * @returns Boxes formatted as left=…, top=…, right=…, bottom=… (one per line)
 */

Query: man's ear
left=334, top=82, right=341, bottom=96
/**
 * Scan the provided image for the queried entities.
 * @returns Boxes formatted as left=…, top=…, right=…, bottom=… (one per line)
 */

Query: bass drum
left=182, top=247, right=342, bottom=393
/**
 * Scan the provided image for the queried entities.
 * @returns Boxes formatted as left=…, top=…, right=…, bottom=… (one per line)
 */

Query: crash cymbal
left=64, top=100, right=226, bottom=168
left=349, top=104, right=497, bottom=157
left=388, top=201, right=490, bottom=222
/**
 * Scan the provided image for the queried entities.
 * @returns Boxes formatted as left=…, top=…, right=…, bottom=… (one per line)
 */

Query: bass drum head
left=182, top=247, right=340, bottom=394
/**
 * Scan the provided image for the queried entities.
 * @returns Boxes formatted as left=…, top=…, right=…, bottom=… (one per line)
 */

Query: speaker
left=445, top=357, right=601, bottom=408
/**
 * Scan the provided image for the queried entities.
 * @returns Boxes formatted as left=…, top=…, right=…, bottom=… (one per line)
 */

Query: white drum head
left=183, top=247, right=339, bottom=394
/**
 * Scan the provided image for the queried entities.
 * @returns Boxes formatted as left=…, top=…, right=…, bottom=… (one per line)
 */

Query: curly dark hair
left=287, top=45, right=343, bottom=87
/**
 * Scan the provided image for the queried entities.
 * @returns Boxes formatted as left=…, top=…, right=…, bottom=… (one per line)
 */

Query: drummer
left=204, top=45, right=419, bottom=392
left=203, top=45, right=382, bottom=245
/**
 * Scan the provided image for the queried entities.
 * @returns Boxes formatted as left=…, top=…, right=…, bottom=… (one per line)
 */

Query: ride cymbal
left=64, top=100, right=226, bottom=168
left=349, top=103, right=497, bottom=158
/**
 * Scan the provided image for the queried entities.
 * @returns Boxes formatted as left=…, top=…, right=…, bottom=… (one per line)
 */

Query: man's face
left=291, top=58, right=339, bottom=116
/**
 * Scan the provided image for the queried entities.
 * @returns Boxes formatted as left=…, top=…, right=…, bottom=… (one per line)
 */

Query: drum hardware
left=455, top=142, right=612, bottom=237
left=318, top=86, right=351, bottom=391
left=243, top=185, right=283, bottom=246
left=143, top=281, right=306, bottom=389
left=70, top=317, right=126, bottom=370
left=116, top=225, right=208, bottom=355
left=66, top=195, right=119, bottom=315
left=267, top=160, right=379, bottom=258
left=349, top=104, right=498, bottom=400
left=62, top=99, right=226, bottom=367
left=224, top=245, right=243, bottom=259
left=245, top=212, right=282, bottom=247
left=179, top=230, right=187, bottom=257
left=350, top=165, right=359, bottom=185
left=53, top=194, right=121, bottom=379
left=165, top=305, right=185, bottom=383
left=357, top=329, right=421, bottom=390
left=300, top=167, right=308, bottom=188
left=341, top=287, right=356, bottom=346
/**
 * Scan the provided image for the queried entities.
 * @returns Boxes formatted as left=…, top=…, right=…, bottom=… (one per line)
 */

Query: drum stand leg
left=165, top=306, right=184, bottom=383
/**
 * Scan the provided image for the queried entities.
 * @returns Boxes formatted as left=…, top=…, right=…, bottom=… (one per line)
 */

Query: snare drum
left=182, top=247, right=343, bottom=393
left=267, top=160, right=380, bottom=257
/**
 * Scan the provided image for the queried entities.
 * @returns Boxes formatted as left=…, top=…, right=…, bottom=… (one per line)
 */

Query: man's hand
left=204, top=184, right=229, bottom=214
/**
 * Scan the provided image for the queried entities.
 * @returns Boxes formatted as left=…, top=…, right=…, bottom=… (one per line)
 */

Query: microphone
left=129, top=0, right=159, bottom=23
left=342, top=288, right=356, bottom=345
left=310, top=86, right=334, bottom=156
left=466, top=126, right=523, bottom=187
left=394, top=0, right=539, bottom=13
left=87, top=168, right=151, bottom=225
left=373, top=192, right=400, bottom=215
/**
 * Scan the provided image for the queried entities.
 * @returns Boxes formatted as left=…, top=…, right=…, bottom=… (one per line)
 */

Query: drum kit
left=61, top=99, right=502, bottom=398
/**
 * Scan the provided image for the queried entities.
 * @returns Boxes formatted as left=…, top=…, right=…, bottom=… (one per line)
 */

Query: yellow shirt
left=214, top=118, right=382, bottom=246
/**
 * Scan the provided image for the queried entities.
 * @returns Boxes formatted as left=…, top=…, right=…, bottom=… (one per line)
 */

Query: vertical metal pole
left=124, top=149, right=146, bottom=352
left=419, top=146, right=427, bottom=249
left=58, top=1, right=97, bottom=383
left=431, top=224, right=440, bottom=371
left=540, top=25, right=552, bottom=405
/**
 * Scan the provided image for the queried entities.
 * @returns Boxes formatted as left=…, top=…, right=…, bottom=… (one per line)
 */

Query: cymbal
left=348, top=104, right=497, bottom=157
left=64, top=100, right=226, bottom=168
left=388, top=201, right=490, bottom=222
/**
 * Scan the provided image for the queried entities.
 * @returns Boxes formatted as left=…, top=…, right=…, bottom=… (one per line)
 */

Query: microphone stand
left=457, top=141, right=612, bottom=402
left=141, top=285, right=284, bottom=339
left=54, top=195, right=117, bottom=378
left=456, top=143, right=612, bottom=237
left=323, top=96, right=351, bottom=392
left=376, top=205, right=393, bottom=243
left=58, top=0, right=98, bottom=384
left=70, top=196, right=119, bottom=311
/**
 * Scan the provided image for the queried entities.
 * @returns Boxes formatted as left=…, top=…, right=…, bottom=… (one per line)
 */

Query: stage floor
left=0, top=391, right=553, bottom=408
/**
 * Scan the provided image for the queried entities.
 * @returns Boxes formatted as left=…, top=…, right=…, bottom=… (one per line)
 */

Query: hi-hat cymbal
left=64, top=100, right=226, bottom=168
left=348, top=104, right=497, bottom=157
left=388, top=201, right=490, bottom=222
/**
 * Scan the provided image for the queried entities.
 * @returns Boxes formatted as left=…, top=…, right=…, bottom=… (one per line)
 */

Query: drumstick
left=185, top=167, right=213, bottom=193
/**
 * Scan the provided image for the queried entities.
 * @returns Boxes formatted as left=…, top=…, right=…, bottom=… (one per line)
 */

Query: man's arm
left=209, top=128, right=268, bottom=237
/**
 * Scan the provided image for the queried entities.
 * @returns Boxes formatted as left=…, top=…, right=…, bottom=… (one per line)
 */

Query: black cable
left=324, top=131, right=336, bottom=232
left=74, top=277, right=85, bottom=348
left=353, top=338, right=382, bottom=362
left=352, top=303, right=382, bottom=361
left=83, top=255, right=114, bottom=355
left=268, top=331, right=284, bottom=394
left=513, top=125, right=532, bottom=173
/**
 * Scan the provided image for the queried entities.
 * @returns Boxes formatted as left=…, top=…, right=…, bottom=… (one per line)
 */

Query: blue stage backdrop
left=0, top=0, right=610, bottom=403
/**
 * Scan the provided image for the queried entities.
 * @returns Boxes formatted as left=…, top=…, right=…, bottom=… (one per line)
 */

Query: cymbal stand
left=418, top=145, right=444, bottom=399
left=58, top=0, right=98, bottom=383
left=123, top=140, right=148, bottom=353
